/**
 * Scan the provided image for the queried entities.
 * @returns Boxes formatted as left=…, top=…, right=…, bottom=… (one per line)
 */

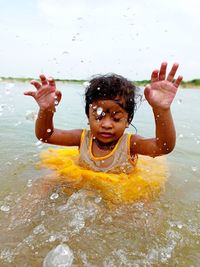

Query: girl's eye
left=95, top=115, right=103, bottom=120
left=113, top=118, right=121, bottom=122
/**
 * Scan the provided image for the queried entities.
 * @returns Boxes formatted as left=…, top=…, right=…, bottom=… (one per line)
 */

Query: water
left=0, top=81, right=200, bottom=266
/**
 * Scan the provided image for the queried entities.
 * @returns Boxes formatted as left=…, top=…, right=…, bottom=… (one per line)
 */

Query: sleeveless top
left=78, top=129, right=137, bottom=174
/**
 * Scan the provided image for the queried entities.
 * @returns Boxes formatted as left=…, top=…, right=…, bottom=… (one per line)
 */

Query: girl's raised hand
left=144, top=62, right=183, bottom=110
left=24, top=75, right=62, bottom=111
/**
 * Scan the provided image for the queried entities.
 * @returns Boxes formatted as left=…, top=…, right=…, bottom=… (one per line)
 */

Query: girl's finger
left=173, top=75, right=183, bottom=88
left=55, top=90, right=62, bottom=104
left=30, top=80, right=41, bottom=90
left=48, top=77, right=56, bottom=87
left=24, top=91, right=36, bottom=97
left=167, top=63, right=179, bottom=82
left=144, top=85, right=151, bottom=100
left=159, top=62, right=167, bottom=80
left=151, top=70, right=159, bottom=82
left=39, top=74, right=48, bottom=86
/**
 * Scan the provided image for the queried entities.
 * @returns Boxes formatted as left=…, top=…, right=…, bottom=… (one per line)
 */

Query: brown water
left=0, top=81, right=199, bottom=266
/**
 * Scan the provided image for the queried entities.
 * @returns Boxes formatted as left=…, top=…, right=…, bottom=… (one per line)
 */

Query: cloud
left=0, top=0, right=199, bottom=79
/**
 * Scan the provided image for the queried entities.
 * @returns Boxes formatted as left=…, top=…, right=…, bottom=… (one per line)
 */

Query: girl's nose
left=101, top=117, right=112, bottom=128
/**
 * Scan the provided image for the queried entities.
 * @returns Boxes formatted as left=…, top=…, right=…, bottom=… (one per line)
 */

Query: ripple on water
left=0, top=87, right=199, bottom=266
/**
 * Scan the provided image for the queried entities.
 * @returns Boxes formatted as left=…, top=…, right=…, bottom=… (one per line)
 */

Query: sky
left=0, top=0, right=199, bottom=80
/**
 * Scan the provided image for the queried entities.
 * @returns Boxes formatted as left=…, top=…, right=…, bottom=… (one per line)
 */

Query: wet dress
left=39, top=129, right=167, bottom=203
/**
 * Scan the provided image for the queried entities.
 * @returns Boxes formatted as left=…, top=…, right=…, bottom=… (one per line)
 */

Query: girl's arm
left=130, top=62, right=183, bottom=157
left=24, top=74, right=82, bottom=146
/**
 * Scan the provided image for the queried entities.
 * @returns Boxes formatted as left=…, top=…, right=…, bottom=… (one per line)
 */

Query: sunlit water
left=0, top=81, right=199, bottom=266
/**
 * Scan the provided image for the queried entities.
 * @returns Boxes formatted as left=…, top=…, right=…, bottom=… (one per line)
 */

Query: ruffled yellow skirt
left=39, top=148, right=167, bottom=203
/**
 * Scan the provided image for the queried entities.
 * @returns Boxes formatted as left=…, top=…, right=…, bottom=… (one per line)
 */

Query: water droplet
left=92, top=105, right=97, bottom=110
left=33, top=224, right=46, bottom=235
left=177, top=223, right=183, bottom=229
left=191, top=166, right=197, bottom=172
left=97, top=107, right=103, bottom=116
left=41, top=210, right=45, bottom=216
left=5, top=83, right=14, bottom=90
left=49, top=235, right=56, bottom=242
left=97, top=87, right=101, bottom=90
left=50, top=193, right=59, bottom=200
left=0, top=205, right=10, bottom=212
left=104, top=215, right=113, bottom=223
left=35, top=140, right=42, bottom=146
left=27, top=179, right=32, bottom=188
left=14, top=121, right=22, bottom=127
left=178, top=134, right=183, bottom=139
left=94, top=196, right=102, bottom=203
left=25, top=110, right=37, bottom=121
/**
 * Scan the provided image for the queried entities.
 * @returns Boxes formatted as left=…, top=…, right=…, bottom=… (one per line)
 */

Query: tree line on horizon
left=0, top=76, right=200, bottom=87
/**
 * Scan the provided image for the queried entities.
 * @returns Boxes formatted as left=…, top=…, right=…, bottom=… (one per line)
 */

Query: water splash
left=43, top=244, right=74, bottom=267
left=0, top=205, right=10, bottom=212
left=50, top=193, right=59, bottom=200
left=25, top=110, right=37, bottom=121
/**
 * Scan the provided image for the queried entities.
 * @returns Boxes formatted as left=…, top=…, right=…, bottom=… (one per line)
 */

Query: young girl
left=24, top=62, right=182, bottom=175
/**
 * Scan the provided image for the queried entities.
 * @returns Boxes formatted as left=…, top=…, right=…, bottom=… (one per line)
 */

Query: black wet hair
left=85, top=74, right=139, bottom=124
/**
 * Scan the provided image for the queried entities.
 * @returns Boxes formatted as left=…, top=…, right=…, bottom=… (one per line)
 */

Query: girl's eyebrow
left=112, top=111, right=123, bottom=115
left=114, top=99, right=125, bottom=109
left=105, top=108, right=123, bottom=114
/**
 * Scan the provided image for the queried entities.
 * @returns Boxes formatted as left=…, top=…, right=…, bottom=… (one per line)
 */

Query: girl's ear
left=126, top=122, right=129, bottom=128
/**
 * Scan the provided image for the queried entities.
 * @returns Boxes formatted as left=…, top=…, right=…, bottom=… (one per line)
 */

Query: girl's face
left=88, top=99, right=129, bottom=143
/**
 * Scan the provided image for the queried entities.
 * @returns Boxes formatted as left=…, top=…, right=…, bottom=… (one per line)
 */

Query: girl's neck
left=93, top=138, right=117, bottom=151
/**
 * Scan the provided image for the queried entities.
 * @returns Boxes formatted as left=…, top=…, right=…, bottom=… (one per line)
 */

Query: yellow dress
left=38, top=147, right=167, bottom=204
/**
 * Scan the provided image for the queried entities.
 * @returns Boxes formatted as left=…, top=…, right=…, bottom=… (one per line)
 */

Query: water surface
left=0, top=81, right=199, bottom=266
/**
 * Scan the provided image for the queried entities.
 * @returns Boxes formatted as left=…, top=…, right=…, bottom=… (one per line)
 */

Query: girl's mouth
left=99, top=132, right=113, bottom=138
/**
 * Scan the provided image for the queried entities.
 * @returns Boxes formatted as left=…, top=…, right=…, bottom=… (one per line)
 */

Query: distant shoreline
left=0, top=77, right=200, bottom=88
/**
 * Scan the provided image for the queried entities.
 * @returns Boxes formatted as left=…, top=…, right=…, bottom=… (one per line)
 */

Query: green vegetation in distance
left=0, top=77, right=85, bottom=84
left=134, top=79, right=200, bottom=88
left=0, top=76, right=200, bottom=88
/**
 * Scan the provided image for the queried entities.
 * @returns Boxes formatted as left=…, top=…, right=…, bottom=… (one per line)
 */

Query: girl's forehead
left=90, top=99, right=125, bottom=111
